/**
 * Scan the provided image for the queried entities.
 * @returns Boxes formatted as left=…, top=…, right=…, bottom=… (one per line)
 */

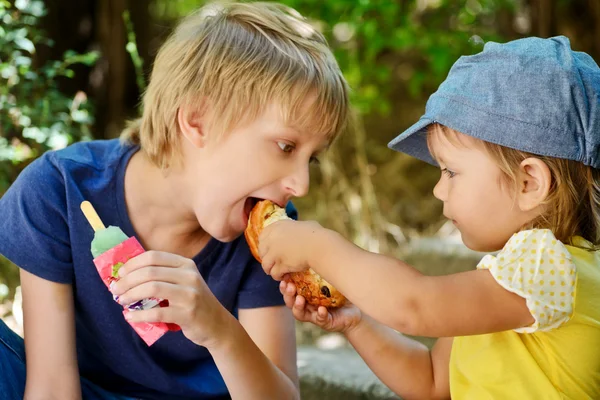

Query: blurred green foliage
left=3, top=0, right=587, bottom=296
left=0, top=0, right=98, bottom=188
left=0, top=0, right=99, bottom=296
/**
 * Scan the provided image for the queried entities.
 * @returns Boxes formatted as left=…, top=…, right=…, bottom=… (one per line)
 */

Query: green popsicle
left=91, top=225, right=129, bottom=258
left=81, top=201, right=129, bottom=258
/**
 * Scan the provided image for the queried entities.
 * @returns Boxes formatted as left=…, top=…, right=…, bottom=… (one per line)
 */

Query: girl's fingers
left=260, top=253, right=276, bottom=277
left=291, top=295, right=311, bottom=321
left=282, top=295, right=295, bottom=309
left=317, top=306, right=328, bottom=319
left=285, top=281, right=297, bottom=296
left=314, top=306, right=330, bottom=327
left=279, top=280, right=287, bottom=295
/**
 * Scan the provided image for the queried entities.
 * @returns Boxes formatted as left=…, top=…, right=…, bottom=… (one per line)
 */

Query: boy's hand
left=259, top=219, right=324, bottom=280
left=110, top=251, right=234, bottom=349
left=280, top=279, right=361, bottom=334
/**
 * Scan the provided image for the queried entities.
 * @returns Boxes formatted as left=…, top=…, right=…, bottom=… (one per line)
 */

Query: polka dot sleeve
left=477, top=229, right=577, bottom=333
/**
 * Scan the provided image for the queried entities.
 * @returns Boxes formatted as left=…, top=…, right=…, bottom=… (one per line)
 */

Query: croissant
left=244, top=200, right=346, bottom=309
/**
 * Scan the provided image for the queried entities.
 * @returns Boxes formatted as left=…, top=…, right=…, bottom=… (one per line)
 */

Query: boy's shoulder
left=46, top=139, right=134, bottom=174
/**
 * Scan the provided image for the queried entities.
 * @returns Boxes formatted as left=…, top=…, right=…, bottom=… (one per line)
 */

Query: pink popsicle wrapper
left=93, top=236, right=180, bottom=346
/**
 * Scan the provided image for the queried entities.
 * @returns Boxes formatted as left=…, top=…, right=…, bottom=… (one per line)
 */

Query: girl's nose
left=432, top=176, right=447, bottom=202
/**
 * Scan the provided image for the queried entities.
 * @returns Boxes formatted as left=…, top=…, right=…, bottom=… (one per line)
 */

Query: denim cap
left=388, top=36, right=600, bottom=169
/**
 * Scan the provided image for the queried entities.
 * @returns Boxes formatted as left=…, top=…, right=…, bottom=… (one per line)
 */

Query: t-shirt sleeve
left=235, top=201, right=298, bottom=309
left=477, top=229, right=576, bottom=333
left=0, top=152, right=73, bottom=283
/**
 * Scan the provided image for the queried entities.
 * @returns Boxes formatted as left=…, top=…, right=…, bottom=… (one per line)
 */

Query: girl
left=259, top=36, right=600, bottom=399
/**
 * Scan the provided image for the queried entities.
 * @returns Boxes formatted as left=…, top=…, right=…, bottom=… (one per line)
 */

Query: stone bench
left=298, top=345, right=400, bottom=400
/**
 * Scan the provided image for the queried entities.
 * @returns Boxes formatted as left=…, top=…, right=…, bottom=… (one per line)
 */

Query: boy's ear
left=177, top=101, right=209, bottom=148
left=517, top=157, right=551, bottom=212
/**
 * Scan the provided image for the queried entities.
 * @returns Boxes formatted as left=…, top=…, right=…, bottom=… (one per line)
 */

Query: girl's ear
left=177, top=100, right=209, bottom=148
left=517, top=157, right=552, bottom=212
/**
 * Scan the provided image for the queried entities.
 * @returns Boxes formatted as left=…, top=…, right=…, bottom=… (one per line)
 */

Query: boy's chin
left=199, top=219, right=243, bottom=244
left=209, top=229, right=242, bottom=243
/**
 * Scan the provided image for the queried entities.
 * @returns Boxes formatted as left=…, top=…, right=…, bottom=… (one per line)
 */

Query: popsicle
left=80, top=201, right=178, bottom=345
left=91, top=225, right=129, bottom=258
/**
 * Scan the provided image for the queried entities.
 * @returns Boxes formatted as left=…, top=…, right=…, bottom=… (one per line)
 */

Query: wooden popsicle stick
left=80, top=201, right=105, bottom=232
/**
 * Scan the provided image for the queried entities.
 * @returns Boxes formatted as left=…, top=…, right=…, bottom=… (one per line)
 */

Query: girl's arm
left=20, top=269, right=81, bottom=400
left=261, top=224, right=533, bottom=337
left=282, top=281, right=451, bottom=400
left=210, top=306, right=299, bottom=400
left=307, top=229, right=534, bottom=337
left=345, top=315, right=452, bottom=400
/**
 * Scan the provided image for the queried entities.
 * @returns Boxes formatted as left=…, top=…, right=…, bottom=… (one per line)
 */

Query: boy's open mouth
left=243, top=197, right=261, bottom=223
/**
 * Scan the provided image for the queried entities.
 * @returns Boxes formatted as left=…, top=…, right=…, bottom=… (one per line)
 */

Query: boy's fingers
left=120, top=251, right=189, bottom=277
left=111, top=266, right=184, bottom=295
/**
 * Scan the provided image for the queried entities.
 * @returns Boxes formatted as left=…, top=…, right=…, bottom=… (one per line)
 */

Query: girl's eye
left=441, top=168, right=456, bottom=178
left=277, top=142, right=295, bottom=153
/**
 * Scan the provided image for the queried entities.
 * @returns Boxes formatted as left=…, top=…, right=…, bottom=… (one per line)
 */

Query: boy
left=0, top=2, right=350, bottom=399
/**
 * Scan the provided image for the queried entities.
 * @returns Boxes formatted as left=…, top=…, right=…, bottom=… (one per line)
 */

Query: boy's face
left=182, top=102, right=328, bottom=242
left=429, top=131, right=533, bottom=252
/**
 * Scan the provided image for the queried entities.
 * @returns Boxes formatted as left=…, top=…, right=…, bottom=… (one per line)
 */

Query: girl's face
left=179, top=102, right=327, bottom=242
left=429, top=131, right=535, bottom=252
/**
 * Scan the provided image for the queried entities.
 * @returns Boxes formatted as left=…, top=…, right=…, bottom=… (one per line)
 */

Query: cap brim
left=387, top=117, right=436, bottom=165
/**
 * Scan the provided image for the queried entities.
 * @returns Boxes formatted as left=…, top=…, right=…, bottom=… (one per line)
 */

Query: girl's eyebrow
left=431, top=150, right=445, bottom=165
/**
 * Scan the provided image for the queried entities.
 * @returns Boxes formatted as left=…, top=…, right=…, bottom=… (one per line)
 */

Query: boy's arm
left=345, top=315, right=451, bottom=400
left=20, top=269, right=81, bottom=400
left=306, top=229, right=533, bottom=337
left=208, top=306, right=299, bottom=400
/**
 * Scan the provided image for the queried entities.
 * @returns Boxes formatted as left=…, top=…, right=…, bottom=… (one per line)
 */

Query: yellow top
left=450, top=229, right=600, bottom=399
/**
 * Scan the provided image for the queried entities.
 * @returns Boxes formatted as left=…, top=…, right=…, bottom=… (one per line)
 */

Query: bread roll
left=244, top=200, right=346, bottom=309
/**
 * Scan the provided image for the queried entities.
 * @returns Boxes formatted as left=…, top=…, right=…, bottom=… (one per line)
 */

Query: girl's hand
left=259, top=220, right=324, bottom=280
left=110, top=251, right=232, bottom=348
left=279, top=279, right=362, bottom=334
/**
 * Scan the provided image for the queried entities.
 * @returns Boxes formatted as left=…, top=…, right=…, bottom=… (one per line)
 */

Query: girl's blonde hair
left=122, top=1, right=350, bottom=168
left=427, top=123, right=600, bottom=248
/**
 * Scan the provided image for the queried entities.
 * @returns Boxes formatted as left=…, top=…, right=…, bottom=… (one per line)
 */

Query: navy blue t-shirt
left=0, top=140, right=292, bottom=399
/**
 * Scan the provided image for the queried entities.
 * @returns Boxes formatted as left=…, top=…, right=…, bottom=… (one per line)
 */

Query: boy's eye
left=277, top=142, right=295, bottom=153
left=441, top=168, right=456, bottom=178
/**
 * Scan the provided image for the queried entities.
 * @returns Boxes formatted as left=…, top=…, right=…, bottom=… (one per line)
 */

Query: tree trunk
left=94, top=0, right=128, bottom=139
left=530, top=0, right=554, bottom=38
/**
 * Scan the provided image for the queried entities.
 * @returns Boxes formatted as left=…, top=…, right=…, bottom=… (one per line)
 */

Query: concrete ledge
left=298, top=346, right=400, bottom=400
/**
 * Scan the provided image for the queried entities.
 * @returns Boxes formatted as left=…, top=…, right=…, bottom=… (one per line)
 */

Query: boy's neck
left=123, top=150, right=211, bottom=258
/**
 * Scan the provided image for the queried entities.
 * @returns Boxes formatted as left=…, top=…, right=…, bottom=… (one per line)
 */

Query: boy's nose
left=282, top=164, right=310, bottom=198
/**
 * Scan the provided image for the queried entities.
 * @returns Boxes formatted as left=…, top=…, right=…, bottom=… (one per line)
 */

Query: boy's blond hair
left=121, top=1, right=350, bottom=169
left=427, top=123, right=600, bottom=248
